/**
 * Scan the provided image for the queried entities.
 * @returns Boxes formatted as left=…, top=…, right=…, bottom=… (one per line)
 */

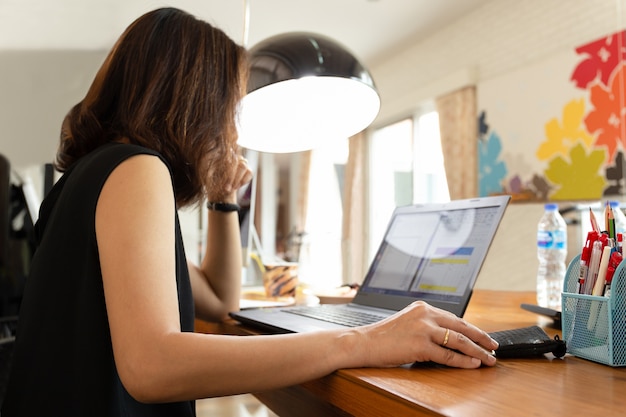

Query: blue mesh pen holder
left=561, top=254, right=626, bottom=366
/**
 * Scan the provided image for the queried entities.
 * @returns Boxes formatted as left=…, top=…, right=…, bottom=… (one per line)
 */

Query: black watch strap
left=206, top=201, right=240, bottom=212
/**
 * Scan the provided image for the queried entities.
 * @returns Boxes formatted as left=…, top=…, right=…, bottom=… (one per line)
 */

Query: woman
left=2, top=7, right=498, bottom=417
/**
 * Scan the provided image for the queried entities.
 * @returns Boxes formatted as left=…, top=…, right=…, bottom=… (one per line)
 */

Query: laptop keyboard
left=283, top=305, right=385, bottom=327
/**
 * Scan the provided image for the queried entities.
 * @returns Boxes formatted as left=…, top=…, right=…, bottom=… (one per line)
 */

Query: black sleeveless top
left=2, top=144, right=196, bottom=417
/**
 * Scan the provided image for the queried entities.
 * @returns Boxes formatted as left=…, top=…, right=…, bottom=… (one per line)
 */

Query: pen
left=578, top=231, right=599, bottom=293
left=587, top=244, right=613, bottom=330
left=604, top=266, right=615, bottom=297
left=608, top=205, right=616, bottom=239
left=578, top=246, right=591, bottom=294
left=585, top=234, right=606, bottom=294
left=604, top=251, right=623, bottom=297
left=592, top=245, right=612, bottom=296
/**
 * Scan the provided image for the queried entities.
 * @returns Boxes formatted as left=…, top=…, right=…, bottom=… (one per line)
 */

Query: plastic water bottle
left=536, top=203, right=567, bottom=310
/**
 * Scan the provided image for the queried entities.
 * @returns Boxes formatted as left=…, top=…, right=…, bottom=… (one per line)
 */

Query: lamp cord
left=242, top=0, right=251, bottom=48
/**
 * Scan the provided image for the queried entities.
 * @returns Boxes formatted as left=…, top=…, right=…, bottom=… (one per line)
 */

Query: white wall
left=0, top=50, right=106, bottom=169
left=475, top=202, right=581, bottom=291
left=371, top=0, right=626, bottom=127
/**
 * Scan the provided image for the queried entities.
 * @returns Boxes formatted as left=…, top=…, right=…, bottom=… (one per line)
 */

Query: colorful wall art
left=478, top=30, right=626, bottom=201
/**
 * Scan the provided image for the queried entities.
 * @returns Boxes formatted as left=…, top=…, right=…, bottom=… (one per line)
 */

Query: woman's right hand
left=354, top=301, right=498, bottom=369
left=205, top=152, right=253, bottom=204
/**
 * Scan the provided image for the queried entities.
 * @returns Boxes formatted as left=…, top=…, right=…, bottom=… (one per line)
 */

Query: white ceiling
left=0, top=0, right=492, bottom=66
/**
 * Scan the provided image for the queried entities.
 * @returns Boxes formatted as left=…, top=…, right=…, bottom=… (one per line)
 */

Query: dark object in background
left=0, top=316, right=17, bottom=408
left=0, top=155, right=36, bottom=319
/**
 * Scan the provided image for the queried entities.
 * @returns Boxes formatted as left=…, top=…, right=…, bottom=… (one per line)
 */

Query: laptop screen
left=355, top=196, right=510, bottom=315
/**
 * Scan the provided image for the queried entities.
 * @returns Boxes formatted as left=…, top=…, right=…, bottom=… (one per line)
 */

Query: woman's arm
left=96, top=154, right=498, bottom=404
left=187, top=207, right=242, bottom=321
left=189, top=154, right=253, bottom=321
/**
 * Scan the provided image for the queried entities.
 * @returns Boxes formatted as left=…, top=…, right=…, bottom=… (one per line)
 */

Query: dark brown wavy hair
left=56, top=7, right=249, bottom=207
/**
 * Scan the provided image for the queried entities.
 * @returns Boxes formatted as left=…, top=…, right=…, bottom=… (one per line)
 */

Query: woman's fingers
left=433, top=328, right=497, bottom=368
left=430, top=310, right=498, bottom=367
left=232, top=155, right=253, bottom=189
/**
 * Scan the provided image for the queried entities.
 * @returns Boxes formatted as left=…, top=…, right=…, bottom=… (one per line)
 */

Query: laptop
left=230, top=195, right=511, bottom=333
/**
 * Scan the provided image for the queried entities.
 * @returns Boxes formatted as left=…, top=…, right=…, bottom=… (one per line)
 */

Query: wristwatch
left=206, top=201, right=240, bottom=212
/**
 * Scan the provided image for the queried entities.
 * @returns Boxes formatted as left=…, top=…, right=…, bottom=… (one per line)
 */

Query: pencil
left=609, top=206, right=616, bottom=240
left=590, top=207, right=600, bottom=233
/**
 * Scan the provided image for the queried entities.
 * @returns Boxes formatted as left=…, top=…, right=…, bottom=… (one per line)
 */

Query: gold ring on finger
left=442, top=328, right=450, bottom=347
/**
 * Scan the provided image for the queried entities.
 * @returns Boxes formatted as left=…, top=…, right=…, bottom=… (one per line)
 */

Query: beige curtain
left=436, top=86, right=478, bottom=199
left=294, top=151, right=312, bottom=234
left=341, top=132, right=367, bottom=285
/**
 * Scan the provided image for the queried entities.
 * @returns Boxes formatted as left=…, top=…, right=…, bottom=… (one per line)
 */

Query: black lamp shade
left=237, top=32, right=380, bottom=153
left=246, top=32, right=376, bottom=94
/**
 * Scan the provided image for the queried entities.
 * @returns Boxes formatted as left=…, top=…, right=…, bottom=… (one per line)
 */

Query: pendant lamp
left=237, top=32, right=380, bottom=153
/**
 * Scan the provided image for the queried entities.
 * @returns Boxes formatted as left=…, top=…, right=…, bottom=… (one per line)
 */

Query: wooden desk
left=195, top=290, right=626, bottom=416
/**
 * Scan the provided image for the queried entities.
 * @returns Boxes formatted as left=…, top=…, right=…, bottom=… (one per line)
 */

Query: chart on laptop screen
left=364, top=205, right=502, bottom=303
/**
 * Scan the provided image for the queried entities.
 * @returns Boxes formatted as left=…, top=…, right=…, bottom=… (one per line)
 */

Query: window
left=298, top=139, right=349, bottom=289
left=298, top=109, right=449, bottom=288
left=369, top=119, right=414, bottom=260
left=368, top=110, right=449, bottom=261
